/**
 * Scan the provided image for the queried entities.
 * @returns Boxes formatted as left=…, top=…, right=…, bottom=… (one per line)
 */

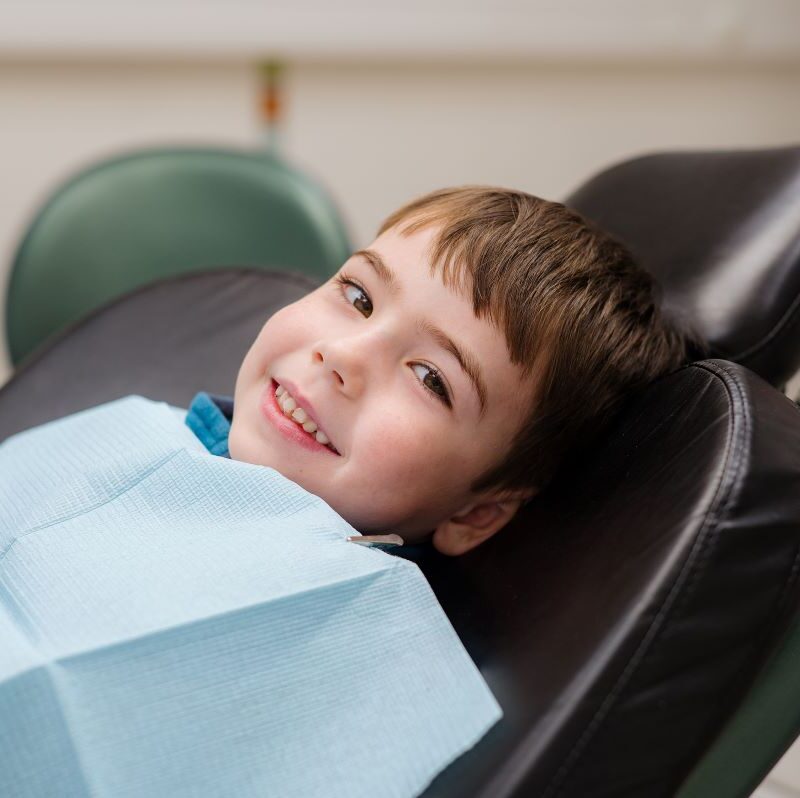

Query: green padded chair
left=678, top=621, right=800, bottom=797
left=5, top=147, right=351, bottom=365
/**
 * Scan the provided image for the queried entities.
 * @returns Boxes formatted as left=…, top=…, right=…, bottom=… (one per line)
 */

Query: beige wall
left=1, top=60, right=800, bottom=383
left=284, top=62, right=800, bottom=245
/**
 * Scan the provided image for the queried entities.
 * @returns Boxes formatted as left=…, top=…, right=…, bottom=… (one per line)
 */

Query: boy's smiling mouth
left=261, top=378, right=341, bottom=456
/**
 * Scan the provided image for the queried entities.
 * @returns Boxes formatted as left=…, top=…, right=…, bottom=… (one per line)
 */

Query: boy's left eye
left=334, top=274, right=372, bottom=317
left=411, top=363, right=452, bottom=407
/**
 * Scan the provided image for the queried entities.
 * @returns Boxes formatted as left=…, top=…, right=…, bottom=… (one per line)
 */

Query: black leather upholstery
left=0, top=268, right=318, bottom=440
left=566, top=146, right=800, bottom=388
left=2, top=269, right=798, bottom=797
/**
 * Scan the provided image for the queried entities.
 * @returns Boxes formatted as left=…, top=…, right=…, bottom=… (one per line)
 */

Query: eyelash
left=333, top=271, right=452, bottom=408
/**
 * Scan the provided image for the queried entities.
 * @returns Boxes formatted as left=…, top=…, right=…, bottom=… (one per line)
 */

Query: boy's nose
left=311, top=343, right=365, bottom=398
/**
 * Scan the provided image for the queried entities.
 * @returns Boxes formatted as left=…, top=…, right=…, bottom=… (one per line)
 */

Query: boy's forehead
left=369, top=223, right=438, bottom=273
left=369, top=223, right=475, bottom=299
left=369, top=224, right=512, bottom=338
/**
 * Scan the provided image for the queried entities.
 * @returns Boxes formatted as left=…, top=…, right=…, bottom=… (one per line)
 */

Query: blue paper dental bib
left=0, top=396, right=501, bottom=798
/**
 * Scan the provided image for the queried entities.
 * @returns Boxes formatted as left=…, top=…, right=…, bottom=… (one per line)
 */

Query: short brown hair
left=379, top=186, right=704, bottom=497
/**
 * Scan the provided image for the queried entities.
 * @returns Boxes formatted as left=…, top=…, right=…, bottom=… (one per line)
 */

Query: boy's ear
left=431, top=491, right=535, bottom=557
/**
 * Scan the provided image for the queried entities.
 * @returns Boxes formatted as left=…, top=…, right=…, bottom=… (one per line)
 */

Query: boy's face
left=229, top=224, right=536, bottom=552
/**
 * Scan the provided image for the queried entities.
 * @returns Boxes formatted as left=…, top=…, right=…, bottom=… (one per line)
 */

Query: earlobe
left=431, top=496, right=527, bottom=557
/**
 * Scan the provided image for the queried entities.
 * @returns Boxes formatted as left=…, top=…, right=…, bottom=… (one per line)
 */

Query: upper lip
left=273, top=376, right=340, bottom=454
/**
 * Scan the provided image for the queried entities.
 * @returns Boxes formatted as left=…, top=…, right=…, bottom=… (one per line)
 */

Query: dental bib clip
left=346, top=533, right=405, bottom=549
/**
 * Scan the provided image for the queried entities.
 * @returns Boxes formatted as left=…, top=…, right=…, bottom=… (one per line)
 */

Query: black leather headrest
left=1, top=270, right=799, bottom=797
left=566, top=146, right=800, bottom=387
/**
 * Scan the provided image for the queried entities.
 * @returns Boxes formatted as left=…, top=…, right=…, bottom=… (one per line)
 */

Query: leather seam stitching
left=732, top=286, right=800, bottom=367
left=665, top=362, right=751, bottom=617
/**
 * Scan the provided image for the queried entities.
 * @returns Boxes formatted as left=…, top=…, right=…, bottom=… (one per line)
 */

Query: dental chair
left=1, top=146, right=799, bottom=798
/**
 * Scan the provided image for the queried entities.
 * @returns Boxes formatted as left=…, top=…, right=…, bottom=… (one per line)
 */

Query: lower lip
left=260, top=379, right=339, bottom=456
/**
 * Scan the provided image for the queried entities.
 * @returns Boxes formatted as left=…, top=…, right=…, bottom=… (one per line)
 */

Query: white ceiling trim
left=0, top=1, right=798, bottom=63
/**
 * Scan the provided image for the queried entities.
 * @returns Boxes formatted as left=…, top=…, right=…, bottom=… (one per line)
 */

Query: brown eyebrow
left=417, top=319, right=488, bottom=418
left=353, top=249, right=399, bottom=293
left=353, top=248, right=488, bottom=417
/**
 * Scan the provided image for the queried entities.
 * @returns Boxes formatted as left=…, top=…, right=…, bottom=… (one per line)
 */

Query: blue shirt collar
left=185, top=392, right=234, bottom=457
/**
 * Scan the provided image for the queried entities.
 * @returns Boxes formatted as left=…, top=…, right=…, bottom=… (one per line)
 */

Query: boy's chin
left=226, top=421, right=268, bottom=468
left=226, top=423, right=245, bottom=462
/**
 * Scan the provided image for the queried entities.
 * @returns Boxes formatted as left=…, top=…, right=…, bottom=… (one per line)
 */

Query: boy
left=0, top=187, right=698, bottom=796
left=191, top=186, right=697, bottom=556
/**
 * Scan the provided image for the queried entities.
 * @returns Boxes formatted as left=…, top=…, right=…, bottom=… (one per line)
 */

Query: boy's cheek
left=258, top=302, right=330, bottom=355
left=239, top=308, right=308, bottom=379
left=353, top=424, right=456, bottom=503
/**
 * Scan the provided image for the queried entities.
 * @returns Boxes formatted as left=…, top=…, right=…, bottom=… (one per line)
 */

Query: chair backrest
left=566, top=145, right=800, bottom=388
left=5, top=147, right=351, bottom=365
left=564, top=146, right=800, bottom=795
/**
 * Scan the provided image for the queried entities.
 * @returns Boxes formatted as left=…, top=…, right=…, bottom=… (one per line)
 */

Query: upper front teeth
left=276, top=383, right=333, bottom=449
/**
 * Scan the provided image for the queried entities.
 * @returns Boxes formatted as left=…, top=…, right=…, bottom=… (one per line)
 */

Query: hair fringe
left=379, top=186, right=705, bottom=497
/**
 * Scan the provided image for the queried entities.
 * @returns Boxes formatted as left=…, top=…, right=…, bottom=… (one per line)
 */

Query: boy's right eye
left=334, top=273, right=373, bottom=318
